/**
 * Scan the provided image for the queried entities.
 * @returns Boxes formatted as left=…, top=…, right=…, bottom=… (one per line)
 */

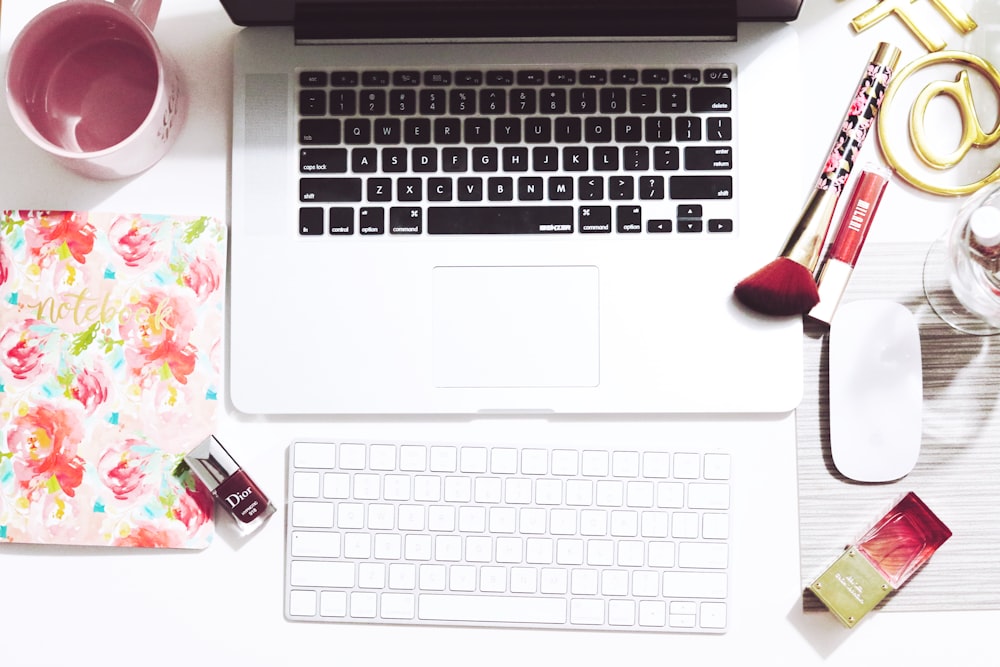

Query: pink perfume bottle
left=185, top=436, right=275, bottom=535
left=809, top=492, right=951, bottom=627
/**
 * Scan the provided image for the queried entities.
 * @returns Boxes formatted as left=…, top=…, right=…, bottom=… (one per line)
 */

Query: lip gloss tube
left=185, top=436, right=275, bottom=535
left=808, top=164, right=892, bottom=324
left=809, top=492, right=952, bottom=628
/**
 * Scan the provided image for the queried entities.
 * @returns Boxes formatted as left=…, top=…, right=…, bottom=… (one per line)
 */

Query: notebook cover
left=0, top=210, right=226, bottom=548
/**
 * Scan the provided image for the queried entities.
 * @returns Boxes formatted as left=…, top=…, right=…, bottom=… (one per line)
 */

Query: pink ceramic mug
left=5, top=0, right=185, bottom=180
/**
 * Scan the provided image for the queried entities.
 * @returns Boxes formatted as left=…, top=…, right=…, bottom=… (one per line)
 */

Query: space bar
left=428, top=206, right=574, bottom=234
left=418, top=594, right=567, bottom=624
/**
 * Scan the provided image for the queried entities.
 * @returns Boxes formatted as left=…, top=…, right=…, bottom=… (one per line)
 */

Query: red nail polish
left=809, top=492, right=951, bottom=627
left=185, top=436, right=275, bottom=535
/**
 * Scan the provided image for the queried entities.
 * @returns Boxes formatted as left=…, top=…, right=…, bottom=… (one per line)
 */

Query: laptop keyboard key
left=300, top=178, right=363, bottom=202
left=428, top=206, right=574, bottom=234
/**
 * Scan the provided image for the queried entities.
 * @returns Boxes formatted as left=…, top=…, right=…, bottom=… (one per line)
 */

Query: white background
left=2, top=0, right=998, bottom=665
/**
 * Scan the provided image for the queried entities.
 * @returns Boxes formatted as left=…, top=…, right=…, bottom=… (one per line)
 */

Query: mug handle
left=114, top=0, right=162, bottom=31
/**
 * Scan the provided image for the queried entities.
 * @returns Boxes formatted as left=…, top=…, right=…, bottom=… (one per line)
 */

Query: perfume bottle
left=809, top=492, right=951, bottom=628
left=184, top=436, right=275, bottom=535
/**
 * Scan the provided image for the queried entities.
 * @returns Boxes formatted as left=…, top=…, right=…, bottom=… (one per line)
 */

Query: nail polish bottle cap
left=970, top=206, right=1000, bottom=248
left=184, top=435, right=240, bottom=493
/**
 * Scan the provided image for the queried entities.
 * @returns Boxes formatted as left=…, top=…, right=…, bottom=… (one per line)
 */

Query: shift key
left=669, top=176, right=732, bottom=199
left=300, top=177, right=363, bottom=202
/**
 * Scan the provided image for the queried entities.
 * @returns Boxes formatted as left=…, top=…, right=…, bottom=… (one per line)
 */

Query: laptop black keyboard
left=296, top=66, right=735, bottom=236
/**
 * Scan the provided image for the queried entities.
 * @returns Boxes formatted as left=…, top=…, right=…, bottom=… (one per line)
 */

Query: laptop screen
left=219, top=0, right=802, bottom=30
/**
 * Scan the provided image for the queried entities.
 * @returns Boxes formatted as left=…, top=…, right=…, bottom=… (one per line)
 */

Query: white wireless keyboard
left=284, top=439, right=733, bottom=633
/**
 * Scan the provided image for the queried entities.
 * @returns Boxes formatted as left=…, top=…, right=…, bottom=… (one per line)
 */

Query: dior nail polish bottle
left=185, top=436, right=275, bottom=535
left=809, top=492, right=951, bottom=628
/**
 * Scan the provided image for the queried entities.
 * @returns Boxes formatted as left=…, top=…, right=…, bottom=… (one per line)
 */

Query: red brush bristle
left=734, top=257, right=820, bottom=316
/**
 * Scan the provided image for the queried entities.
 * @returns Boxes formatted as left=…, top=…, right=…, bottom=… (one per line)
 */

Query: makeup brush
left=734, top=42, right=901, bottom=316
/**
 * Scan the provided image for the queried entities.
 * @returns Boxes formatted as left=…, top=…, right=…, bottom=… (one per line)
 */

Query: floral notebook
left=0, top=210, right=226, bottom=548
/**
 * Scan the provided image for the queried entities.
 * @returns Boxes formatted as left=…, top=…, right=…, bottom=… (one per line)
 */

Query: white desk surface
left=1, top=1, right=996, bottom=664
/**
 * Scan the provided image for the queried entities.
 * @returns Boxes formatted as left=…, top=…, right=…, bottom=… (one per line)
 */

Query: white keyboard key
left=352, top=473, right=380, bottom=500
left=601, top=569, right=629, bottom=597
left=388, top=563, right=416, bottom=590
left=550, top=508, right=577, bottom=535
left=383, top=474, right=411, bottom=501
left=292, top=501, right=334, bottom=528
left=496, top=536, right=523, bottom=563
left=374, top=533, right=402, bottom=560
left=535, top=479, right=562, bottom=505
left=702, top=512, right=729, bottom=539
left=570, top=599, right=605, bottom=625
left=626, top=481, right=654, bottom=507
left=293, top=471, right=321, bottom=498
left=381, top=593, right=416, bottom=619
left=369, top=444, right=397, bottom=471
left=291, top=531, right=340, bottom=557
left=350, top=591, right=377, bottom=618
left=399, top=445, right=427, bottom=471
left=581, top=450, right=609, bottom=476
left=551, top=450, right=579, bottom=475
left=435, top=535, right=462, bottom=562
left=466, top=536, right=492, bottom=562
left=610, top=510, right=638, bottom=537
left=323, top=473, right=350, bottom=499
left=511, top=567, right=538, bottom=593
left=320, top=591, right=347, bottom=617
left=617, top=540, right=644, bottom=567
left=679, top=542, right=729, bottom=569
left=632, top=570, right=660, bottom=597
left=608, top=599, right=636, bottom=626
left=430, top=446, right=457, bottom=472
left=343, top=532, right=371, bottom=558
left=587, top=539, right=614, bottom=566
left=703, top=453, right=731, bottom=480
left=358, top=562, right=386, bottom=589
left=368, top=504, right=394, bottom=530
left=491, top=448, right=518, bottom=473
left=580, top=509, right=608, bottom=536
left=505, top=478, right=533, bottom=504
left=448, top=565, right=476, bottom=592
left=398, top=505, right=426, bottom=531
left=413, top=475, right=441, bottom=501
left=688, top=482, right=730, bottom=510
left=700, top=602, right=728, bottom=629
left=565, top=479, right=593, bottom=506
left=540, top=567, right=568, bottom=594
left=444, top=476, right=472, bottom=502
left=405, top=534, right=432, bottom=561
left=640, top=511, right=670, bottom=538
left=419, top=564, right=447, bottom=591
left=612, top=451, right=640, bottom=477
left=572, top=568, right=599, bottom=595
left=642, top=452, right=671, bottom=478
left=556, top=538, right=584, bottom=565
left=673, top=452, right=700, bottom=479
left=526, top=537, right=554, bottom=564
left=669, top=601, right=697, bottom=628
left=419, top=594, right=567, bottom=625
left=428, top=505, right=456, bottom=532
left=480, top=566, right=507, bottom=592
left=662, top=571, right=727, bottom=599
left=638, top=600, right=667, bottom=627
left=288, top=590, right=317, bottom=617
left=489, top=507, right=517, bottom=534
left=656, top=481, right=684, bottom=508
left=460, top=447, right=488, bottom=473
left=294, top=442, right=336, bottom=469
left=648, top=541, right=675, bottom=568
left=291, top=560, right=355, bottom=588
left=521, top=449, right=548, bottom=475
left=336, top=502, right=365, bottom=529
left=671, top=512, right=699, bottom=538
left=458, top=506, right=486, bottom=533
left=339, top=443, right=367, bottom=470
left=475, top=477, right=502, bottom=503
left=520, top=508, right=547, bottom=534
left=596, top=480, right=623, bottom=506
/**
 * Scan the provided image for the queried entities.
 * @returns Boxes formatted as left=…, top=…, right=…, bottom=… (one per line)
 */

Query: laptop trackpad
left=432, top=266, right=599, bottom=388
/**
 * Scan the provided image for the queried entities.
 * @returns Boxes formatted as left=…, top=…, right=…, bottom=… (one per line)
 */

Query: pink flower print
left=69, top=365, right=110, bottom=415
left=0, top=320, right=51, bottom=381
left=172, top=480, right=213, bottom=532
left=29, top=491, right=82, bottom=542
left=848, top=92, right=868, bottom=118
left=22, top=211, right=96, bottom=266
left=0, top=240, right=10, bottom=287
left=182, top=254, right=221, bottom=301
left=109, top=214, right=163, bottom=268
left=113, top=522, right=185, bottom=548
left=119, top=289, right=198, bottom=384
left=97, top=439, right=156, bottom=501
left=6, top=401, right=87, bottom=497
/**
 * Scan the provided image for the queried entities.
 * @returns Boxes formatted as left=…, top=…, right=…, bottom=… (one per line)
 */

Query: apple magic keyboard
left=284, top=439, right=733, bottom=633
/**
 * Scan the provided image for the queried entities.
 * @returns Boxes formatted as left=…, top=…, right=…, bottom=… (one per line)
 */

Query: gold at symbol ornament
left=878, top=51, right=1000, bottom=196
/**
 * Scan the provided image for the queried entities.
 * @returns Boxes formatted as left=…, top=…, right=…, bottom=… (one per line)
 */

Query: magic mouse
left=829, top=300, right=922, bottom=482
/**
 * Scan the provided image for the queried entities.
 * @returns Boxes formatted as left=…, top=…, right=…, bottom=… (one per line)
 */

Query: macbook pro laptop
left=220, top=0, right=805, bottom=415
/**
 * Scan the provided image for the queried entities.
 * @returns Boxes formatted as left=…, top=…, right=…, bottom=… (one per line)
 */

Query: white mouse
left=829, top=300, right=923, bottom=482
